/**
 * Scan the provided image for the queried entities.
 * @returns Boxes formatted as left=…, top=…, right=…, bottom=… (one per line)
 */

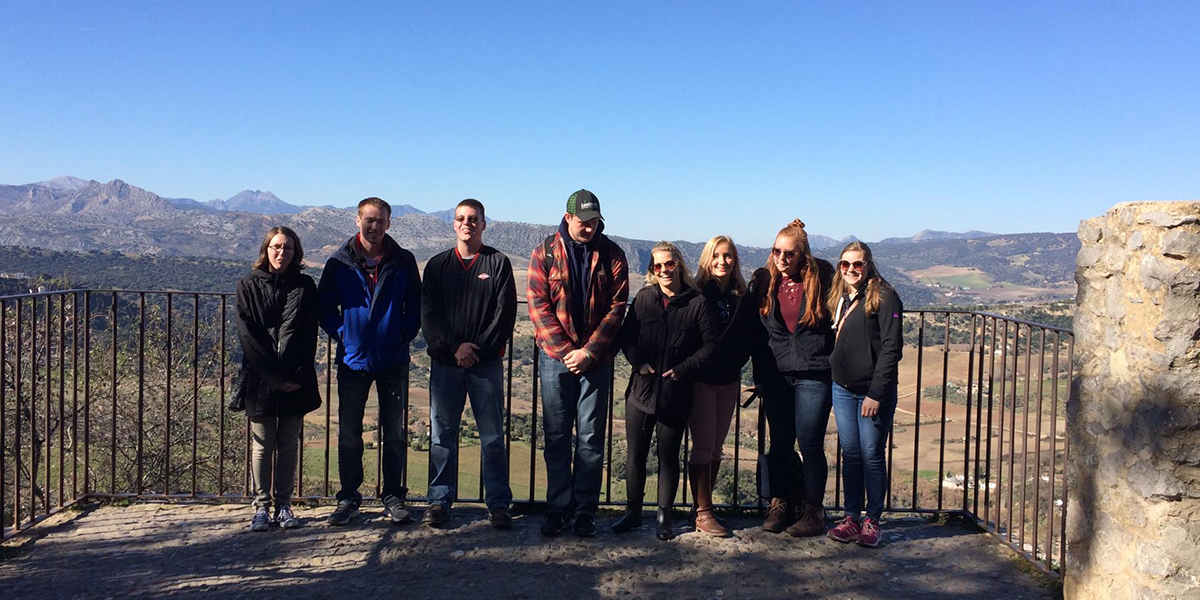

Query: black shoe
left=656, top=508, right=674, bottom=541
left=422, top=503, right=448, bottom=527
left=327, top=500, right=359, bottom=526
left=489, top=506, right=513, bottom=530
left=382, top=496, right=413, bottom=524
left=541, top=511, right=568, bottom=537
left=573, top=513, right=597, bottom=538
left=611, top=508, right=643, bottom=534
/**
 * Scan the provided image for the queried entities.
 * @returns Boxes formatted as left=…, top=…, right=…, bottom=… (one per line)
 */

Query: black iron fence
left=0, top=289, right=1071, bottom=575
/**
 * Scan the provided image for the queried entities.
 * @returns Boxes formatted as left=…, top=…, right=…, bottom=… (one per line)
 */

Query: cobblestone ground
left=1, top=503, right=1059, bottom=599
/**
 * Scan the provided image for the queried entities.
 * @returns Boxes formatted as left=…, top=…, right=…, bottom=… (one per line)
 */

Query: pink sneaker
left=827, top=516, right=860, bottom=543
left=857, top=518, right=881, bottom=548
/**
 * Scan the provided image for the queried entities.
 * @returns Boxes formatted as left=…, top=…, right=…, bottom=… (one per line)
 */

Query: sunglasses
left=651, top=260, right=678, bottom=273
left=771, top=247, right=798, bottom=259
left=838, top=260, right=866, bottom=272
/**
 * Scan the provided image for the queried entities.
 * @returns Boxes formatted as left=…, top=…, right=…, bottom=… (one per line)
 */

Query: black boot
left=612, top=505, right=643, bottom=534
left=656, top=507, right=674, bottom=541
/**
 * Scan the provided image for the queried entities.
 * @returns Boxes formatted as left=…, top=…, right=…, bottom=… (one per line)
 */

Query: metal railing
left=0, top=289, right=1072, bottom=575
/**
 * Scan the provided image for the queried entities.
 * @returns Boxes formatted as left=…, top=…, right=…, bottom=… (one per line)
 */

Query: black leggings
left=624, top=403, right=687, bottom=509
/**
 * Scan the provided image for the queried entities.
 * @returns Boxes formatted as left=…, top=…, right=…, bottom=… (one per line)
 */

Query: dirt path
left=1, top=503, right=1058, bottom=599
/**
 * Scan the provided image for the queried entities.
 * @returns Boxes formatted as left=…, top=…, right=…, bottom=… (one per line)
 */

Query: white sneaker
left=276, top=505, right=299, bottom=529
left=250, top=508, right=271, bottom=532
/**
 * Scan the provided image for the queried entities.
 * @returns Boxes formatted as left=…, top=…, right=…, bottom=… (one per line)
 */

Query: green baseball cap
left=566, top=189, right=603, bottom=221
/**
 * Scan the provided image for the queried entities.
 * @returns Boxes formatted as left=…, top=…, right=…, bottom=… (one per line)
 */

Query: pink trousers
left=688, top=381, right=740, bottom=464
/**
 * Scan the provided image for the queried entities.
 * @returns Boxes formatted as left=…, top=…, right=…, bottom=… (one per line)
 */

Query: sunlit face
left=454, top=205, right=485, bottom=245
left=771, top=234, right=802, bottom=278
left=839, top=249, right=868, bottom=288
left=709, top=242, right=735, bottom=280
left=356, top=205, right=390, bottom=246
left=565, top=213, right=600, bottom=243
left=651, top=250, right=681, bottom=293
left=266, top=232, right=294, bottom=273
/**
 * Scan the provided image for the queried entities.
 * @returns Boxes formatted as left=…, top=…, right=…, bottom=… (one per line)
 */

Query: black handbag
left=228, top=367, right=248, bottom=412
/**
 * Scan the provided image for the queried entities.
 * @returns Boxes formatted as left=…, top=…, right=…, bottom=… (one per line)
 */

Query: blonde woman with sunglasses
left=688, top=236, right=755, bottom=536
left=614, top=242, right=718, bottom=540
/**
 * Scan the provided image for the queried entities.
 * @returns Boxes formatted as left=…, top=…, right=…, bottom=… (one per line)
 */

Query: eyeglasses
left=268, top=244, right=294, bottom=253
left=771, top=248, right=798, bottom=260
left=838, top=260, right=865, bottom=272
left=651, top=260, right=678, bottom=273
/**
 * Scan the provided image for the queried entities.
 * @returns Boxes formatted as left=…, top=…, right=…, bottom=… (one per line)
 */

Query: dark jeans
left=832, top=382, right=896, bottom=521
left=427, top=358, right=512, bottom=510
left=624, top=403, right=687, bottom=509
left=336, top=362, right=409, bottom=505
left=538, top=349, right=611, bottom=517
left=762, top=374, right=833, bottom=507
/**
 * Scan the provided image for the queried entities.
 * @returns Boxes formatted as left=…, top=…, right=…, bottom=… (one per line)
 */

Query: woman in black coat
left=613, top=242, right=717, bottom=540
left=752, top=219, right=836, bottom=537
left=688, top=235, right=757, bottom=536
left=824, top=241, right=903, bottom=548
left=235, top=226, right=321, bottom=531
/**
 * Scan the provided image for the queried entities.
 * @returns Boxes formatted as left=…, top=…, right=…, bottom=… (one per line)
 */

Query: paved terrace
left=1, top=503, right=1058, bottom=599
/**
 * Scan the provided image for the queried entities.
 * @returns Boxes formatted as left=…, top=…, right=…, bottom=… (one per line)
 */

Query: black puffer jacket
left=695, top=279, right=758, bottom=386
left=235, top=269, right=322, bottom=418
left=619, top=285, right=718, bottom=419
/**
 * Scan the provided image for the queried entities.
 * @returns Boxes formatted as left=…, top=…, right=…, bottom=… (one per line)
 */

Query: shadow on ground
left=0, top=503, right=1060, bottom=599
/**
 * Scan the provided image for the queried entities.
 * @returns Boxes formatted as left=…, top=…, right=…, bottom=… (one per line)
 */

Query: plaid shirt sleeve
left=527, top=239, right=576, bottom=360
left=581, top=244, right=629, bottom=361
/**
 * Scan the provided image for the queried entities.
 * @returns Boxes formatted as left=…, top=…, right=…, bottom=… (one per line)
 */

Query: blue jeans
left=762, top=374, right=833, bottom=506
left=336, top=362, right=409, bottom=505
left=538, top=349, right=612, bottom=517
left=832, top=382, right=896, bottom=521
left=427, top=358, right=513, bottom=510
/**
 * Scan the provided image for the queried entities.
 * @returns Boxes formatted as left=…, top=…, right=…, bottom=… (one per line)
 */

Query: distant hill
left=879, top=229, right=996, bottom=244
left=207, top=190, right=301, bottom=214
left=0, top=176, right=1078, bottom=307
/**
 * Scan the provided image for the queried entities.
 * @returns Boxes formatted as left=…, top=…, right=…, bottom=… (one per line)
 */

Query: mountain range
left=0, top=177, right=1080, bottom=306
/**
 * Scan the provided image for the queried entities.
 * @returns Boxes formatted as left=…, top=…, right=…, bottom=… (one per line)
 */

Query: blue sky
left=1, top=1, right=1197, bottom=246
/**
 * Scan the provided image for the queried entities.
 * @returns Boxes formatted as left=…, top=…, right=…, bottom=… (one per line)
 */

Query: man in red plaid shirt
left=526, top=189, right=629, bottom=538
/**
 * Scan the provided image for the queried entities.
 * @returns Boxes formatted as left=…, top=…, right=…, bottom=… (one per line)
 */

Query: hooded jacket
left=527, top=218, right=630, bottom=363
left=620, top=285, right=718, bottom=419
left=317, top=234, right=422, bottom=371
left=234, top=269, right=322, bottom=417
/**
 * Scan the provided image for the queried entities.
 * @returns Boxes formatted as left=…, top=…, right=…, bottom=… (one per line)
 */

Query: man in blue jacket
left=318, top=197, right=422, bottom=525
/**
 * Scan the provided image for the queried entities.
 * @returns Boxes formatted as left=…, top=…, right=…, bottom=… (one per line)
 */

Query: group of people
left=234, top=189, right=903, bottom=549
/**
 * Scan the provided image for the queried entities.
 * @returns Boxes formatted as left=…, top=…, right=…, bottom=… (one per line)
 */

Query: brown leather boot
left=690, top=462, right=729, bottom=537
left=786, top=501, right=827, bottom=537
left=762, top=497, right=791, bottom=533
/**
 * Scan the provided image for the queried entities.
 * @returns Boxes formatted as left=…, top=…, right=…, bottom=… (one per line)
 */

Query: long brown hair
left=252, top=226, right=305, bottom=274
left=826, top=241, right=894, bottom=316
left=760, top=219, right=827, bottom=327
left=696, top=235, right=747, bottom=296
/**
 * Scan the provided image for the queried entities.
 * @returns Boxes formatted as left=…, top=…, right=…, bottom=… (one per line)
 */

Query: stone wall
left=1067, top=201, right=1200, bottom=599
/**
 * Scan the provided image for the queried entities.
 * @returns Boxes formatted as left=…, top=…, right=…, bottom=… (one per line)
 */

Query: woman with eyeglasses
left=613, top=242, right=717, bottom=540
left=824, top=242, right=902, bottom=548
left=234, top=226, right=322, bottom=532
left=688, top=236, right=756, bottom=536
left=752, top=219, right=836, bottom=537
